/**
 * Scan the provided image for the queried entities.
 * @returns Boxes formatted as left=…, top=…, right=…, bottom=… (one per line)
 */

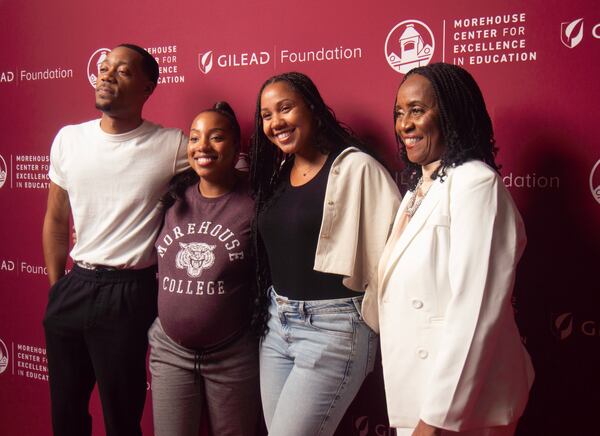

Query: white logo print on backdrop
left=385, top=19, right=435, bottom=74
left=561, top=18, right=584, bottom=48
left=590, top=159, right=600, bottom=204
left=0, top=338, right=9, bottom=375
left=87, top=48, right=111, bottom=87
left=0, top=154, right=8, bottom=189
left=198, top=51, right=214, bottom=74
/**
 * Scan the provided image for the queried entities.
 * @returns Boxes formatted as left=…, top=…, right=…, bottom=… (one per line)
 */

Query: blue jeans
left=260, top=288, right=377, bottom=436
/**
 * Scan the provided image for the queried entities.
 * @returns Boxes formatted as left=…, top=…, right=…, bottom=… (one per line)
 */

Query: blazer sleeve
left=419, top=164, right=527, bottom=430
left=343, top=154, right=401, bottom=292
left=314, top=151, right=401, bottom=292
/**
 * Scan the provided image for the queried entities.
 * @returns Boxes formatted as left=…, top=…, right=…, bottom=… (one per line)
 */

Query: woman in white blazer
left=362, top=63, right=534, bottom=436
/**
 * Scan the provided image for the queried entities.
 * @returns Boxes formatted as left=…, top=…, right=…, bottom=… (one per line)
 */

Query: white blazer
left=362, top=160, right=534, bottom=433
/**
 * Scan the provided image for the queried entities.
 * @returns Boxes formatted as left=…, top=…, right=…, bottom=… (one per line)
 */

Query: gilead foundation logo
left=552, top=312, right=600, bottom=340
left=590, top=159, right=600, bottom=204
left=0, top=338, right=8, bottom=374
left=87, top=48, right=111, bottom=87
left=385, top=20, right=435, bottom=74
left=197, top=49, right=270, bottom=75
left=553, top=312, right=574, bottom=340
left=561, top=18, right=584, bottom=48
left=198, top=51, right=214, bottom=74
left=354, top=415, right=393, bottom=436
left=0, top=154, right=7, bottom=188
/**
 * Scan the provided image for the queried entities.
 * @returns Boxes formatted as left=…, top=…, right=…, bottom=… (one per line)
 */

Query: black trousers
left=43, top=264, right=158, bottom=436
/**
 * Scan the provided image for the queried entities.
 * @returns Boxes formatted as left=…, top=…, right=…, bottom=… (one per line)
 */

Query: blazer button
left=417, top=349, right=429, bottom=359
left=412, top=299, right=423, bottom=309
left=327, top=200, right=334, bottom=206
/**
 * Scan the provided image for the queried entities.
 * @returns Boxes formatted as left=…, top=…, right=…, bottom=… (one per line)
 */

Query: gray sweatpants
left=148, top=318, right=260, bottom=436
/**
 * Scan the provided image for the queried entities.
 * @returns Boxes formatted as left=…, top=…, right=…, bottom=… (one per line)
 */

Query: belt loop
left=352, top=296, right=363, bottom=318
left=278, top=309, right=287, bottom=325
left=298, top=301, right=306, bottom=319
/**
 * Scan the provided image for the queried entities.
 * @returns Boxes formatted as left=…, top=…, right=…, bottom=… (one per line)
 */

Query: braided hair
left=249, top=72, right=367, bottom=336
left=395, top=63, right=499, bottom=191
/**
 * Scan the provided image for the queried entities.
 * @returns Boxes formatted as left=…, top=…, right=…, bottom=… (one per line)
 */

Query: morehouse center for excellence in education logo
left=0, top=338, right=8, bottom=374
left=87, top=48, right=111, bottom=87
left=0, top=154, right=7, bottom=189
left=590, top=159, right=600, bottom=204
left=385, top=19, right=435, bottom=74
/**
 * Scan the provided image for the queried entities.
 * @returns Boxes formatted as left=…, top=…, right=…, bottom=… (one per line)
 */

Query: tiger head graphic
left=175, top=242, right=216, bottom=278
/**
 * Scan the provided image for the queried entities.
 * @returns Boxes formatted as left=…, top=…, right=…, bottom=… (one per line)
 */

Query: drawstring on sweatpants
left=194, top=352, right=201, bottom=384
left=191, top=332, right=244, bottom=384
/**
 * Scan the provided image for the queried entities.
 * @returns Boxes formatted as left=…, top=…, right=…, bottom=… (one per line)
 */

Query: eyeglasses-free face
left=395, top=74, right=445, bottom=166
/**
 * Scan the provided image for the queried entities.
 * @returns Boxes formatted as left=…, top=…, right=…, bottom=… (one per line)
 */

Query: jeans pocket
left=307, top=312, right=355, bottom=338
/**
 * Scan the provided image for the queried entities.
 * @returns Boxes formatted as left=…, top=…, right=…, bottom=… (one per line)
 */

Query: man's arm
left=42, top=182, right=71, bottom=285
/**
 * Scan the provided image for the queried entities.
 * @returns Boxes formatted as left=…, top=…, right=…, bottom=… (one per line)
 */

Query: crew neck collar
left=95, top=119, right=152, bottom=142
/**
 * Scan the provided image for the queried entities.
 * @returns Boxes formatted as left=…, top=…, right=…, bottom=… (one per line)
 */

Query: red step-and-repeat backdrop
left=1, top=0, right=598, bottom=434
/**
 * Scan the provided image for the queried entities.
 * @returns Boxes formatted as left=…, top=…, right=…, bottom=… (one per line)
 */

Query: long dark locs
left=395, top=62, right=500, bottom=191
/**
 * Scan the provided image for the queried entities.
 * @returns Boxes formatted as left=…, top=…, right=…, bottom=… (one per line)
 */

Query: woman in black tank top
left=250, top=72, right=401, bottom=435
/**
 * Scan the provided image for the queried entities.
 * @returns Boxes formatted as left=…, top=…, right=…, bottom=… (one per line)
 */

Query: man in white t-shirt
left=42, top=44, right=188, bottom=436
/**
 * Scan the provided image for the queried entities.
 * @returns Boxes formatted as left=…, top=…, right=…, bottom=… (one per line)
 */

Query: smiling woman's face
left=187, top=111, right=237, bottom=181
left=395, top=74, right=445, bottom=166
left=259, top=80, right=316, bottom=156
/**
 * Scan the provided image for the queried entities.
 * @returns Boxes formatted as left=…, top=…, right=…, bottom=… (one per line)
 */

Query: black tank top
left=258, top=151, right=355, bottom=300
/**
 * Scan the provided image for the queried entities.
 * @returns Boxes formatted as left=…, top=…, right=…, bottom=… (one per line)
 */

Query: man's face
left=95, top=46, right=154, bottom=117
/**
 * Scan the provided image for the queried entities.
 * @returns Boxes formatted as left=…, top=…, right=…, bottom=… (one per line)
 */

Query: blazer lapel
left=379, top=180, right=443, bottom=293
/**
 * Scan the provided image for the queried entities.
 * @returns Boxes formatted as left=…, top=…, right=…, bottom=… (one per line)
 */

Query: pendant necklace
left=405, top=177, right=432, bottom=218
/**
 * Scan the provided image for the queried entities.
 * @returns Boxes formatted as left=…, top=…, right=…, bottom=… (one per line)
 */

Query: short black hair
left=395, top=62, right=499, bottom=191
left=116, top=43, right=159, bottom=85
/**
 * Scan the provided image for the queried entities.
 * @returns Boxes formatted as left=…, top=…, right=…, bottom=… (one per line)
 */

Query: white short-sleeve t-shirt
left=49, top=119, right=188, bottom=269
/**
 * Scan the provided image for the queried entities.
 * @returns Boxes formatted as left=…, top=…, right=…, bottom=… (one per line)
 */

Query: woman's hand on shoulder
left=412, top=419, right=442, bottom=436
